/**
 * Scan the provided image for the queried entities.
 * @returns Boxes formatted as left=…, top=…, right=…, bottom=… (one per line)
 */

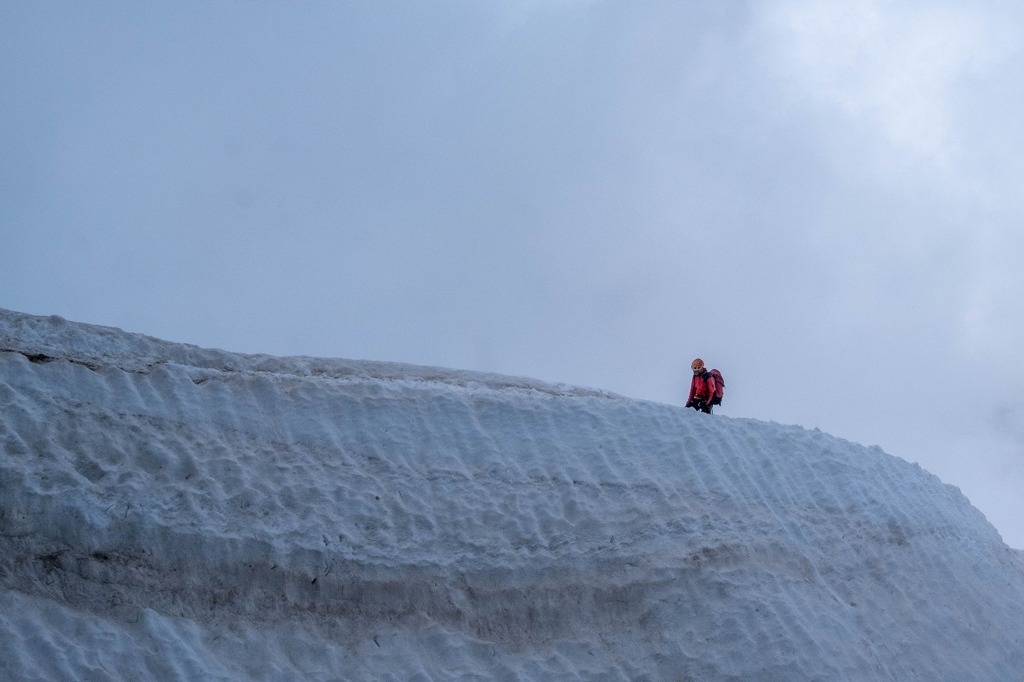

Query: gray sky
left=3, top=1, right=1023, bottom=547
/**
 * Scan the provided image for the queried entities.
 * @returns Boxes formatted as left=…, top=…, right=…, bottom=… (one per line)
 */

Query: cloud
left=767, top=1, right=1000, bottom=167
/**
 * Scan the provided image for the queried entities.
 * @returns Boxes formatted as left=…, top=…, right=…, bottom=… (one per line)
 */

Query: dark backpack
left=708, top=368, right=724, bottom=405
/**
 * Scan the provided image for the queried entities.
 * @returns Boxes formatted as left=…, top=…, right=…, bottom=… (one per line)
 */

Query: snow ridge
left=1, top=309, right=1022, bottom=680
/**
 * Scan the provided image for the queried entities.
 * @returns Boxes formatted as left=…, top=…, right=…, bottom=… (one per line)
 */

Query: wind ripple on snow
left=0, top=308, right=1022, bottom=681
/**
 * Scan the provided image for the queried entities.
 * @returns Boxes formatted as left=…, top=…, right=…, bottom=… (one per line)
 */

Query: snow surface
left=0, top=308, right=1022, bottom=681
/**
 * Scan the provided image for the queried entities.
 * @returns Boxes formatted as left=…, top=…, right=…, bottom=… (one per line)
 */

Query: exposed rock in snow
left=1, top=309, right=1022, bottom=680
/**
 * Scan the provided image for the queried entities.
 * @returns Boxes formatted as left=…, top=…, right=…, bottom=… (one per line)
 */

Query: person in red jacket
left=686, top=357, right=717, bottom=413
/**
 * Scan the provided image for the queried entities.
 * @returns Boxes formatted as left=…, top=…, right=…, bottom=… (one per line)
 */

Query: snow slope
left=0, top=308, right=1021, bottom=681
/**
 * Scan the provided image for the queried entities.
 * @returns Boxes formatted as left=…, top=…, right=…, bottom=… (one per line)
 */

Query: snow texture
left=0, top=308, right=1022, bottom=681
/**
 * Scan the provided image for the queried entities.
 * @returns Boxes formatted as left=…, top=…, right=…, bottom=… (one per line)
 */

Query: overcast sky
left=3, top=1, right=1023, bottom=547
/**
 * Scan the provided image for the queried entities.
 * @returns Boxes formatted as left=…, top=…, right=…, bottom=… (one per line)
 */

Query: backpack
left=708, top=368, right=724, bottom=405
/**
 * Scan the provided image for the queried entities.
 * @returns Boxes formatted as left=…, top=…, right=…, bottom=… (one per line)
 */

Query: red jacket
left=688, top=370, right=717, bottom=405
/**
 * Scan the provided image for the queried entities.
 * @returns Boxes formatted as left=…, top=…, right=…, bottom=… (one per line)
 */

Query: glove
left=685, top=400, right=693, bottom=408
